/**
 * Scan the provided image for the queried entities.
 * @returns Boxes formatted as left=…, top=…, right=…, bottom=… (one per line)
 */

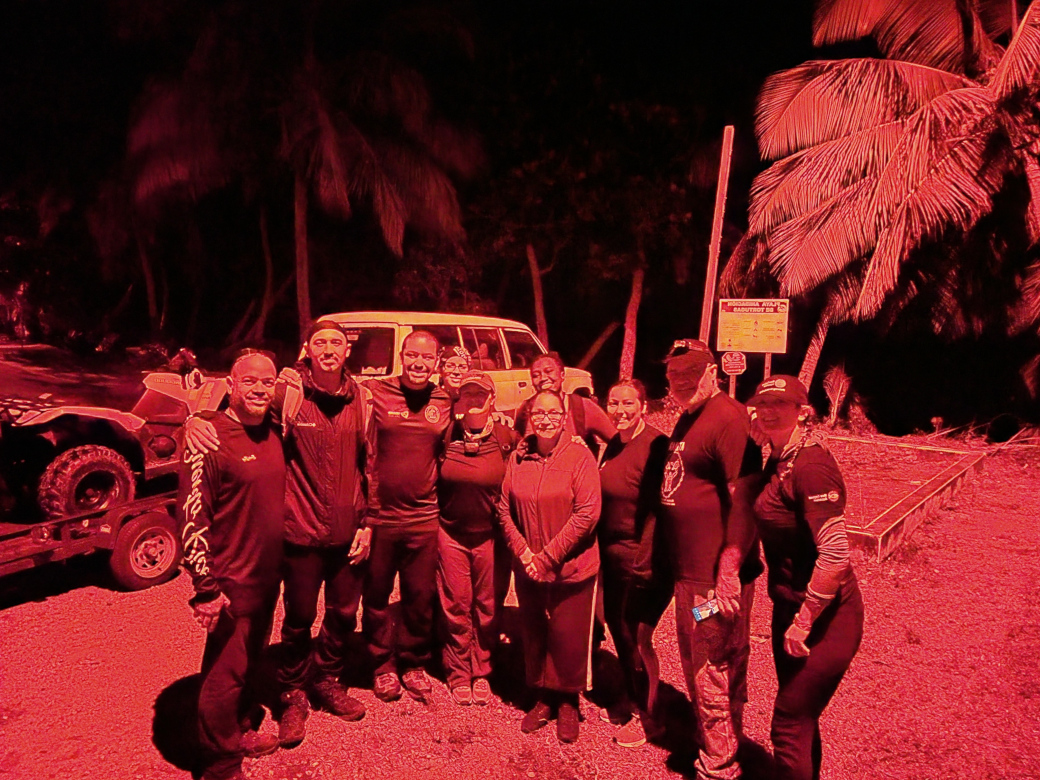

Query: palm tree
left=724, top=0, right=1040, bottom=386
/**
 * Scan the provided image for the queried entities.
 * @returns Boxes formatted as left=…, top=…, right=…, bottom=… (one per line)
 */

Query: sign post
left=717, top=299, right=789, bottom=396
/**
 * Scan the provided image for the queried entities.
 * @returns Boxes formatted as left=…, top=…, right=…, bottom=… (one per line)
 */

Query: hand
left=279, top=367, right=303, bottom=389
left=348, top=527, right=372, bottom=564
left=529, top=552, right=553, bottom=582
left=193, top=592, right=230, bottom=633
left=184, top=416, right=220, bottom=455
left=713, top=576, right=742, bottom=619
left=519, top=548, right=534, bottom=567
left=749, top=411, right=770, bottom=449
left=783, top=621, right=811, bottom=657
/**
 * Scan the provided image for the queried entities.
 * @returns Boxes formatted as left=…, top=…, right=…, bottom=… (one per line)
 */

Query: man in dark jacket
left=177, top=350, right=285, bottom=780
left=185, top=321, right=372, bottom=747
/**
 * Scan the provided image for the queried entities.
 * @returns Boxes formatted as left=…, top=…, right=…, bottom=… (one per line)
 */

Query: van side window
left=463, top=328, right=506, bottom=370
left=502, top=329, right=544, bottom=369
left=344, top=327, right=396, bottom=376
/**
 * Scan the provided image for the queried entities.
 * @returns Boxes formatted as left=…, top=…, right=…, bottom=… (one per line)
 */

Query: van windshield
left=343, top=327, right=395, bottom=376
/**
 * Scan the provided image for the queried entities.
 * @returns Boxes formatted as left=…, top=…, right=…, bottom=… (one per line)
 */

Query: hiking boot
left=614, top=714, right=647, bottom=748
left=277, top=689, right=309, bottom=748
left=374, top=672, right=402, bottom=702
left=450, top=683, right=473, bottom=705
left=471, top=678, right=492, bottom=705
left=310, top=679, right=365, bottom=721
left=557, top=701, right=580, bottom=743
left=401, top=669, right=433, bottom=699
left=240, top=728, right=279, bottom=757
left=520, top=701, right=551, bottom=734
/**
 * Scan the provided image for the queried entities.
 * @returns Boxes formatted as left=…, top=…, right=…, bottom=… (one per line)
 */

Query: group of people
left=175, top=321, right=863, bottom=780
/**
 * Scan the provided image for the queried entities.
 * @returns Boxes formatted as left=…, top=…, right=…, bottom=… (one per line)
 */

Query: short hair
left=231, top=347, right=277, bottom=373
left=530, top=388, right=565, bottom=408
left=531, top=351, right=565, bottom=372
left=610, top=378, right=647, bottom=405
left=403, top=329, right=439, bottom=352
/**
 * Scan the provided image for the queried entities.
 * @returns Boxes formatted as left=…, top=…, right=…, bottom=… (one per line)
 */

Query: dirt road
left=0, top=447, right=1037, bottom=780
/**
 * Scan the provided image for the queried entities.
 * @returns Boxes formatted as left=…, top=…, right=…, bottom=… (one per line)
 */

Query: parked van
left=317, top=311, right=594, bottom=412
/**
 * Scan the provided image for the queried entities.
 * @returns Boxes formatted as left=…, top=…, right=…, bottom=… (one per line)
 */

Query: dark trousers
left=492, top=528, right=513, bottom=633
left=771, top=584, right=864, bottom=780
left=436, top=528, right=495, bottom=686
left=362, top=524, right=439, bottom=676
left=601, top=546, right=649, bottom=714
left=515, top=573, right=597, bottom=694
left=278, top=542, right=365, bottom=690
left=197, top=603, right=274, bottom=780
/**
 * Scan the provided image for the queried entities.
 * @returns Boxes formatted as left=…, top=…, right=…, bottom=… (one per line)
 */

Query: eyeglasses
left=529, top=410, right=564, bottom=421
left=443, top=360, right=469, bottom=372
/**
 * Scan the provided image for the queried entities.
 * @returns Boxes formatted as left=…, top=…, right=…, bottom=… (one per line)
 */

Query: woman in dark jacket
left=596, top=379, right=670, bottom=748
left=497, top=389, right=602, bottom=743
left=747, top=375, right=863, bottom=780
left=436, top=372, right=517, bottom=706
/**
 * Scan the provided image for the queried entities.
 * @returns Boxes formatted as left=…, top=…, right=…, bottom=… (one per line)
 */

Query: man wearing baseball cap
left=436, top=371, right=518, bottom=705
left=658, top=339, right=761, bottom=780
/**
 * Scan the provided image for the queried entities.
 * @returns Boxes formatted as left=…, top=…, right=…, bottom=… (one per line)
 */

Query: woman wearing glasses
left=438, top=346, right=472, bottom=401
left=497, top=389, right=601, bottom=743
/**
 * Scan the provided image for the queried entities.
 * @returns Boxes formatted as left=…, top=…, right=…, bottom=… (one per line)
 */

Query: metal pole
left=699, top=125, right=735, bottom=344
left=764, top=352, right=772, bottom=379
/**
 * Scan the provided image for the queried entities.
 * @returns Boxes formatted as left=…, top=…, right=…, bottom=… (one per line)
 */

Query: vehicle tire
left=110, top=511, right=182, bottom=591
left=38, top=445, right=136, bottom=519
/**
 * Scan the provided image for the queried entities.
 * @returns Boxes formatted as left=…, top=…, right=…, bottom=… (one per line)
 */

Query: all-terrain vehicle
left=0, top=345, right=226, bottom=589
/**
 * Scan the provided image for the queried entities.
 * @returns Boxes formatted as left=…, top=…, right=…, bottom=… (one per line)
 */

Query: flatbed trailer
left=0, top=492, right=181, bottom=590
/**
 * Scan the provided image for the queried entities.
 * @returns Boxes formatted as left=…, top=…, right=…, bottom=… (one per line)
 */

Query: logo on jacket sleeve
left=425, top=406, right=441, bottom=423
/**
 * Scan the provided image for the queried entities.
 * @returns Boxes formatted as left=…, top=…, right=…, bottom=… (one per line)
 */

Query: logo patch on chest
left=389, top=410, right=409, bottom=418
left=425, top=406, right=441, bottom=424
left=241, top=454, right=256, bottom=462
left=660, top=452, right=684, bottom=505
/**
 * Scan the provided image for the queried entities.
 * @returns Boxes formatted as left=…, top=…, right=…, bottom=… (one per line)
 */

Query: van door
left=497, top=328, right=545, bottom=413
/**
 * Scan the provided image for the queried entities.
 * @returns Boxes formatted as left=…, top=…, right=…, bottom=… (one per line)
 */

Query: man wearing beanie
left=658, top=339, right=761, bottom=780
left=184, top=320, right=372, bottom=748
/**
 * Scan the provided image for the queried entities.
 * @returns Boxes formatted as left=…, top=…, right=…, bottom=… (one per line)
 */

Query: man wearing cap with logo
left=658, top=339, right=761, bottom=780
left=177, top=350, right=286, bottom=780
left=184, top=321, right=373, bottom=747
left=361, top=329, right=453, bottom=702
left=436, top=371, right=518, bottom=705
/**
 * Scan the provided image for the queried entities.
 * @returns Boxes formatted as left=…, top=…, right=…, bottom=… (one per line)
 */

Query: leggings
left=771, top=583, right=863, bottom=780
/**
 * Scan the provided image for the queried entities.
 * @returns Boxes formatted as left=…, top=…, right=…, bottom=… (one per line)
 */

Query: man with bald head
left=177, top=350, right=286, bottom=780
left=361, top=329, right=452, bottom=701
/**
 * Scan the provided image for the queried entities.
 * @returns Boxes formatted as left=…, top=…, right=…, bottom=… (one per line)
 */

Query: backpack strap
left=569, top=394, right=587, bottom=438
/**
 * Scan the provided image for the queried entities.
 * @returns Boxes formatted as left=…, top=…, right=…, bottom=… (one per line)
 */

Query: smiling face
left=606, top=384, right=645, bottom=432
left=529, top=391, right=566, bottom=440
left=440, top=355, right=470, bottom=391
left=667, top=362, right=716, bottom=408
left=752, top=396, right=803, bottom=447
left=227, top=354, right=277, bottom=423
left=530, top=356, right=564, bottom=393
left=400, top=331, right=439, bottom=389
left=307, top=328, right=349, bottom=376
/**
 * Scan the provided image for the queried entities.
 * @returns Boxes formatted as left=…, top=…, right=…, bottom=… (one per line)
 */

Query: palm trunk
left=619, top=264, right=645, bottom=381
left=526, top=243, right=549, bottom=348
left=248, top=206, right=276, bottom=341
left=134, top=228, right=160, bottom=338
left=294, top=174, right=312, bottom=339
left=799, top=315, right=830, bottom=390
left=578, top=321, right=620, bottom=371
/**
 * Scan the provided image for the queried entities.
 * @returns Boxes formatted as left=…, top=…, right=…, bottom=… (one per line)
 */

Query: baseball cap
left=458, top=371, right=495, bottom=394
left=749, top=374, right=809, bottom=405
left=664, top=339, right=716, bottom=383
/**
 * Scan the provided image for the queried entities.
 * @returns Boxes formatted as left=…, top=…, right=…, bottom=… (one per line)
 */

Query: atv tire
left=110, top=511, right=181, bottom=590
left=38, top=445, right=135, bottom=519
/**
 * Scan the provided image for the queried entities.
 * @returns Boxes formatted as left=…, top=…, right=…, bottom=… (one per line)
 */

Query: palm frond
left=338, top=119, right=408, bottom=255
left=813, top=0, right=1001, bottom=74
left=821, top=263, right=868, bottom=324
left=719, top=234, right=773, bottom=296
left=855, top=88, right=1003, bottom=318
left=1011, top=257, right=1040, bottom=332
left=377, top=142, right=465, bottom=244
left=991, top=3, right=1040, bottom=98
left=756, top=59, right=973, bottom=160
left=749, top=119, right=905, bottom=233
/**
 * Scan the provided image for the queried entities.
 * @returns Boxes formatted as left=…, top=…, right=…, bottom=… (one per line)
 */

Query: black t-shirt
left=598, top=423, right=669, bottom=580
left=176, top=413, right=286, bottom=615
left=438, top=423, right=517, bottom=544
left=753, top=441, right=854, bottom=604
left=658, top=391, right=755, bottom=587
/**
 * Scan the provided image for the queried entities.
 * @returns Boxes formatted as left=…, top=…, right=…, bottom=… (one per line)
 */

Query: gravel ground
left=0, top=446, right=1038, bottom=780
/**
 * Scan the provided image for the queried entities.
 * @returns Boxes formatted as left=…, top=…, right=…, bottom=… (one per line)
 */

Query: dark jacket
left=497, top=434, right=602, bottom=584
left=282, top=363, right=368, bottom=547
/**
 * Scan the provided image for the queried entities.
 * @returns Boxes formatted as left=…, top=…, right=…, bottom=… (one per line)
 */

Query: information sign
left=721, top=351, right=746, bottom=376
left=717, top=299, right=789, bottom=354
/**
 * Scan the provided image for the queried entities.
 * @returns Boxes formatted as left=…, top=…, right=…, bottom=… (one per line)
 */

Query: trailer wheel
left=39, top=445, right=135, bottom=519
left=110, top=511, right=181, bottom=590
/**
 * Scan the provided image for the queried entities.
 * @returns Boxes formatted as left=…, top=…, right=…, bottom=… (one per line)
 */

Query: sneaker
left=614, top=714, right=647, bottom=748
left=277, top=689, right=309, bottom=748
left=374, top=672, right=402, bottom=702
left=240, top=728, right=279, bottom=757
left=520, top=701, right=551, bottom=734
left=471, top=678, right=492, bottom=706
left=401, top=669, right=433, bottom=699
left=450, top=684, right=473, bottom=705
left=310, top=679, right=365, bottom=721
left=557, top=701, right=580, bottom=743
